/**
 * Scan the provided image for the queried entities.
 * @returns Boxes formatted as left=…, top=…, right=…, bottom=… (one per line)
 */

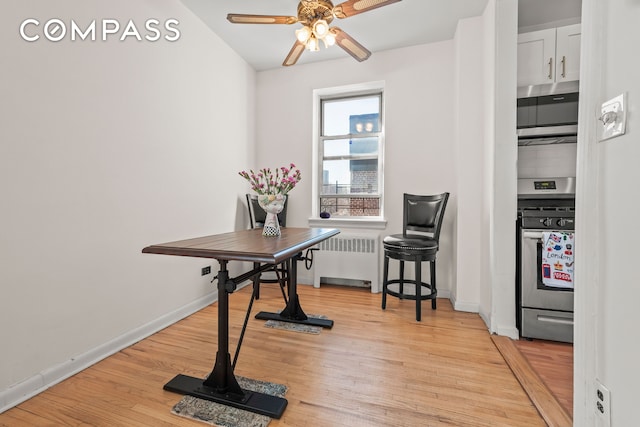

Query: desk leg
left=255, top=253, right=334, bottom=329
left=163, top=260, right=287, bottom=418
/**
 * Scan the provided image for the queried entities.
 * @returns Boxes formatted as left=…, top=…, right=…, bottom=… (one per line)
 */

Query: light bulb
left=307, top=36, right=319, bottom=51
left=324, top=32, right=336, bottom=47
left=313, top=20, right=329, bottom=38
left=295, top=26, right=311, bottom=43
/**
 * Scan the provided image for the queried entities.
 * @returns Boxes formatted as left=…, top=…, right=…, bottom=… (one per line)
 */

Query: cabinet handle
left=561, top=55, right=566, bottom=78
left=548, top=57, right=553, bottom=79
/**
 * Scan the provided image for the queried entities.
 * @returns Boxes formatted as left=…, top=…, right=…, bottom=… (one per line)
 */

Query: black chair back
left=403, top=192, right=449, bottom=241
left=246, top=194, right=288, bottom=229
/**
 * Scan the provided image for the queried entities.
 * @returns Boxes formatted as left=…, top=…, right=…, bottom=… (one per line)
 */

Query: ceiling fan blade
left=227, top=14, right=298, bottom=25
left=332, top=27, right=371, bottom=62
left=333, top=0, right=402, bottom=19
left=283, top=40, right=306, bottom=67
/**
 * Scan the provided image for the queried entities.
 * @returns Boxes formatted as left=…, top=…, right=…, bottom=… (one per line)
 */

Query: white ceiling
left=180, top=0, right=582, bottom=71
left=181, top=0, right=490, bottom=70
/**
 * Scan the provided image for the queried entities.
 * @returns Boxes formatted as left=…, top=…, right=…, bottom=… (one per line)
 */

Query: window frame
left=310, top=81, right=386, bottom=228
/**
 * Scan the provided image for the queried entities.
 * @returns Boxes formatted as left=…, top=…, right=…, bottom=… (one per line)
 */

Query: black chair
left=382, top=192, right=449, bottom=321
left=246, top=194, right=289, bottom=301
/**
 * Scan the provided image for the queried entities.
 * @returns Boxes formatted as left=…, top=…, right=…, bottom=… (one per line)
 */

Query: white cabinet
left=517, top=24, right=581, bottom=87
left=555, top=24, right=581, bottom=82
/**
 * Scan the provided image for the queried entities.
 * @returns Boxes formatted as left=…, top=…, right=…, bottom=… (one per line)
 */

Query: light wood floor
left=493, top=335, right=572, bottom=427
left=1, top=284, right=548, bottom=427
left=514, top=338, right=573, bottom=417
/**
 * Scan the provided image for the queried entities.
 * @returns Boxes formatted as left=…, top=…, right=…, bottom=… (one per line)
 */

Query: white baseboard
left=0, top=291, right=218, bottom=414
left=438, top=289, right=451, bottom=300
left=493, top=325, right=520, bottom=340
left=450, top=294, right=480, bottom=313
left=479, top=310, right=491, bottom=331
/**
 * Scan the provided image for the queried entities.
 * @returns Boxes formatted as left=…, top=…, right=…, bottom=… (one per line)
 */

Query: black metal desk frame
left=142, top=228, right=339, bottom=419
left=255, top=252, right=334, bottom=328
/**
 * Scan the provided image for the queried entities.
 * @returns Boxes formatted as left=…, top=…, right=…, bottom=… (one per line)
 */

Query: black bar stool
left=382, top=192, right=449, bottom=321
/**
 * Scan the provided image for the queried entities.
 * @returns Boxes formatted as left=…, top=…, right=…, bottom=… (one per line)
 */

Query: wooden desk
left=142, top=227, right=339, bottom=419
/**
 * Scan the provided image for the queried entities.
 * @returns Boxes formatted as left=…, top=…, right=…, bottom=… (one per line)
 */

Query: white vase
left=257, top=194, right=286, bottom=236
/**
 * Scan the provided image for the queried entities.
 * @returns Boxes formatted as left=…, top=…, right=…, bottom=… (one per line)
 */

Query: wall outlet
left=201, top=266, right=211, bottom=276
left=595, top=379, right=611, bottom=427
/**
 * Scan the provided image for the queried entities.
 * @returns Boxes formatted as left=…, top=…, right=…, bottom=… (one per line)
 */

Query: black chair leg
left=415, top=258, right=421, bottom=321
left=431, top=260, right=437, bottom=310
left=382, top=255, right=389, bottom=309
left=399, top=260, right=405, bottom=296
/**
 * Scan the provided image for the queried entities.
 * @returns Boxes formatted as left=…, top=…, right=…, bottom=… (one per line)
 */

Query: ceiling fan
left=227, top=0, right=402, bottom=67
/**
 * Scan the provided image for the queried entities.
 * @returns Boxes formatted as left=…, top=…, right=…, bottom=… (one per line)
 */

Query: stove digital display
left=534, top=180, right=556, bottom=190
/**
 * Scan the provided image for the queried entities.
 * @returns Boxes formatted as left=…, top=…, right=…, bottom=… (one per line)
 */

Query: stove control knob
left=557, top=218, right=567, bottom=227
left=541, top=217, right=553, bottom=227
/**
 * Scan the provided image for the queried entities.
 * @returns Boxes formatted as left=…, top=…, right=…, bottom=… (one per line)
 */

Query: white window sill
left=308, top=217, right=387, bottom=230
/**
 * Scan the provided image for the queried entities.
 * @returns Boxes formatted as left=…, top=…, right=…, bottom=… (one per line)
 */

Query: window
left=313, top=84, right=384, bottom=219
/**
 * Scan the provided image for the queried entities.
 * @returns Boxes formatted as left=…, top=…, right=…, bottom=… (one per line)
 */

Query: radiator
left=313, top=234, right=380, bottom=293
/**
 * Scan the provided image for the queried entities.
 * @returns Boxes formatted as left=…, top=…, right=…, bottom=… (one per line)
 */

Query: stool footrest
left=384, top=279, right=436, bottom=301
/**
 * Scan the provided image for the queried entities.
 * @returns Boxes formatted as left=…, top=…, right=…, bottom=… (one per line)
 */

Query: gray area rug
left=264, top=314, right=328, bottom=335
left=171, top=376, right=287, bottom=427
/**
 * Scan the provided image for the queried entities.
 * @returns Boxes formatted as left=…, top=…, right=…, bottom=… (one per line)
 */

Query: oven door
left=520, top=229, right=574, bottom=312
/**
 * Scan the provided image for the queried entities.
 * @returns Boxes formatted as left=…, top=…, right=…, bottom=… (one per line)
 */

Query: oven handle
left=522, top=231, right=544, bottom=240
left=537, top=314, right=574, bottom=326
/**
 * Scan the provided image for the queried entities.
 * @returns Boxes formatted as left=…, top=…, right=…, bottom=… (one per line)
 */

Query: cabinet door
left=517, top=28, right=556, bottom=86
left=556, top=24, right=581, bottom=83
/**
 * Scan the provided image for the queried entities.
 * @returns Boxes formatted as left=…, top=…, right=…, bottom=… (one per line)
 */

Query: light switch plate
left=599, top=93, right=627, bottom=141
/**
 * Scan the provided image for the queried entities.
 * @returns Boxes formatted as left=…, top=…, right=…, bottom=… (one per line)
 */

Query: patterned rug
left=263, top=314, right=328, bottom=335
left=171, top=376, right=287, bottom=427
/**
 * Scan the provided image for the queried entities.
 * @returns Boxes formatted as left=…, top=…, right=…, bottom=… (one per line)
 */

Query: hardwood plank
left=1, top=285, right=546, bottom=426
left=492, top=335, right=572, bottom=427
left=514, top=338, right=573, bottom=417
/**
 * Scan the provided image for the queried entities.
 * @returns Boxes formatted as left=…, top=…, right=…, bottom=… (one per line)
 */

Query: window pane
left=320, top=196, right=380, bottom=217
left=317, top=88, right=383, bottom=218
left=322, top=96, right=380, bottom=136
left=323, top=137, right=378, bottom=157
left=321, top=159, right=378, bottom=195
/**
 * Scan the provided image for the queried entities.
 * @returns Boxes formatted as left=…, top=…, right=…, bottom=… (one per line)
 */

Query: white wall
left=255, top=42, right=458, bottom=295
left=486, top=0, right=519, bottom=338
left=575, top=0, right=640, bottom=424
left=452, top=0, right=519, bottom=338
left=0, top=0, right=255, bottom=409
left=453, top=16, right=485, bottom=313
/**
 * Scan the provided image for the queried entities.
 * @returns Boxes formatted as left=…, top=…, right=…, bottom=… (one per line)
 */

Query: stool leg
left=399, top=260, right=405, bottom=296
left=431, top=260, right=437, bottom=310
left=382, top=255, right=389, bottom=310
left=382, top=255, right=389, bottom=309
left=415, top=258, right=421, bottom=321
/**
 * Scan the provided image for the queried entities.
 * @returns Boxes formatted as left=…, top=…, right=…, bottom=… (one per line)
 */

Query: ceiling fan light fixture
left=307, top=35, right=320, bottom=51
left=313, top=19, right=329, bottom=38
left=295, top=26, right=311, bottom=43
left=228, top=0, right=403, bottom=66
left=324, top=29, right=336, bottom=47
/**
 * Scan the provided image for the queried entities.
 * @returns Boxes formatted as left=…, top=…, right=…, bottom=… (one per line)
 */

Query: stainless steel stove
left=517, top=177, right=575, bottom=343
